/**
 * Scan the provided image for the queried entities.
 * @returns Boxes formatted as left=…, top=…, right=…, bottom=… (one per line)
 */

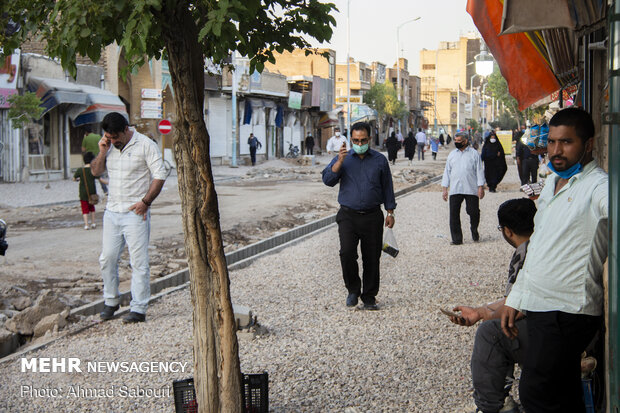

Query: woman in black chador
left=403, top=131, right=417, bottom=165
left=385, top=131, right=400, bottom=165
left=480, top=131, right=507, bottom=192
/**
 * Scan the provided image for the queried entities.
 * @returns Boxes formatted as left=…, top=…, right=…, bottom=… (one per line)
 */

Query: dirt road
left=0, top=152, right=449, bottom=303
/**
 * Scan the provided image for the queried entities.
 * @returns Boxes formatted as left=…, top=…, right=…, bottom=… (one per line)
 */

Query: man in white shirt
left=326, top=128, right=349, bottom=155
left=91, top=112, right=167, bottom=324
left=501, top=108, right=607, bottom=413
left=441, top=132, right=485, bottom=245
left=415, top=128, right=427, bottom=161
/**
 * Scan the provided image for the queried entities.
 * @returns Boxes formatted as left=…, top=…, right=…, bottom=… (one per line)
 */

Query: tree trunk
left=163, top=8, right=242, bottom=413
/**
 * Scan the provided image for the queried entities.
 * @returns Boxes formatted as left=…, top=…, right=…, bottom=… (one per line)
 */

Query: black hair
left=418, top=128, right=422, bottom=132
left=498, top=198, right=537, bottom=236
left=83, top=125, right=93, bottom=133
left=101, top=112, right=129, bottom=134
left=351, top=122, right=370, bottom=136
left=83, top=151, right=96, bottom=164
left=549, top=107, right=595, bottom=143
left=513, top=130, right=524, bottom=141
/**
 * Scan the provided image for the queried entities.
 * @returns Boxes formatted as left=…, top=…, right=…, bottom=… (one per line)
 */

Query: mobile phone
left=439, top=308, right=461, bottom=318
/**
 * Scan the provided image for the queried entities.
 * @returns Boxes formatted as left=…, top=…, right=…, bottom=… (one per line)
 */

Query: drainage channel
left=1, top=175, right=442, bottom=362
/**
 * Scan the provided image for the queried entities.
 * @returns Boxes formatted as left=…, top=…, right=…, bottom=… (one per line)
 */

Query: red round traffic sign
left=158, top=119, right=172, bottom=135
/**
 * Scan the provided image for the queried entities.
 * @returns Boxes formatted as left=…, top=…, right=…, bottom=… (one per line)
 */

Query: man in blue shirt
left=322, top=122, right=396, bottom=310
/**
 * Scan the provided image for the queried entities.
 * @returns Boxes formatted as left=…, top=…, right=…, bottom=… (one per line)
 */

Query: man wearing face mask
left=501, top=108, right=608, bottom=413
left=322, top=122, right=396, bottom=310
left=441, top=132, right=485, bottom=245
left=326, top=127, right=349, bottom=155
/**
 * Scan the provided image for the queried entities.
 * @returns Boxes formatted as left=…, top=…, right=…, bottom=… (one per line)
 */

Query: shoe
left=100, top=304, right=120, bottom=321
left=91, top=223, right=96, bottom=229
left=450, top=241, right=463, bottom=245
left=346, top=293, right=359, bottom=307
left=84, top=225, right=89, bottom=230
left=499, top=396, right=519, bottom=413
left=363, top=302, right=379, bottom=311
left=122, top=311, right=146, bottom=323
left=472, top=233, right=480, bottom=242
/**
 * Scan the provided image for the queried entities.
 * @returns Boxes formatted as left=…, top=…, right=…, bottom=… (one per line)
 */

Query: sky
left=309, top=0, right=480, bottom=76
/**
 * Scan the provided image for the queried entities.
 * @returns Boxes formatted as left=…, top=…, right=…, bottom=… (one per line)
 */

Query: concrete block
left=232, top=304, right=253, bottom=329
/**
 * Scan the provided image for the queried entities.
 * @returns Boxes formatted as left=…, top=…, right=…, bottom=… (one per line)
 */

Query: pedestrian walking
left=305, top=133, right=315, bottom=155
left=91, top=112, right=167, bottom=324
left=480, top=131, right=507, bottom=192
left=502, top=108, right=608, bottom=413
left=441, top=132, right=485, bottom=245
left=403, top=131, right=417, bottom=165
left=326, top=128, right=349, bottom=155
left=322, top=121, right=396, bottom=311
left=415, top=128, right=427, bottom=160
left=81, top=125, right=108, bottom=195
left=73, top=151, right=100, bottom=230
left=430, top=137, right=439, bottom=160
left=439, top=133, right=445, bottom=146
left=385, top=131, right=400, bottom=165
left=446, top=134, right=452, bottom=145
left=449, top=198, right=536, bottom=413
left=247, top=133, right=262, bottom=166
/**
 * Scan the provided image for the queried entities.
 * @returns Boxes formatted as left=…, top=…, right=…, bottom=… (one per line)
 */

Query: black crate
left=172, top=373, right=268, bottom=413
left=172, top=378, right=198, bottom=413
left=242, top=372, right=268, bottom=413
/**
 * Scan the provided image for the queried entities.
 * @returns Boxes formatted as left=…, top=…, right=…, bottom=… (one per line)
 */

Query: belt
left=340, top=205, right=381, bottom=215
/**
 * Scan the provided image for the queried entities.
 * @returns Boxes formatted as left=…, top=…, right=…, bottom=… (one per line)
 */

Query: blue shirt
left=322, top=149, right=396, bottom=211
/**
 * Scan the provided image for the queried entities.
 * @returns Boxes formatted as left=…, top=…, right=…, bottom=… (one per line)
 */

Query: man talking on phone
left=322, top=122, right=396, bottom=310
left=91, top=112, right=167, bottom=323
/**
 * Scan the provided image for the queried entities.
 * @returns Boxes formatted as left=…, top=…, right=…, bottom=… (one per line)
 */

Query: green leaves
left=364, top=81, right=407, bottom=120
left=7, top=92, right=45, bottom=129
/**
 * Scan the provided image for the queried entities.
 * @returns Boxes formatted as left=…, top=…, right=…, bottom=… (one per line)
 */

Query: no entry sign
left=158, top=119, right=172, bottom=135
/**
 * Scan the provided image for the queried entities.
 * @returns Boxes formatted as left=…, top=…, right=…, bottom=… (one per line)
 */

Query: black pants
left=306, top=147, right=313, bottom=155
left=521, top=158, right=538, bottom=185
left=520, top=311, right=601, bottom=413
left=250, top=147, right=257, bottom=165
left=336, top=207, right=383, bottom=304
left=449, top=194, right=479, bottom=243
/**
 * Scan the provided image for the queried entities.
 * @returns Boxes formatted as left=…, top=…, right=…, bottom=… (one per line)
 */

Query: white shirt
left=326, top=135, right=350, bottom=152
left=105, top=130, right=167, bottom=213
left=441, top=146, right=485, bottom=195
left=415, top=131, right=427, bottom=145
left=505, top=161, right=608, bottom=316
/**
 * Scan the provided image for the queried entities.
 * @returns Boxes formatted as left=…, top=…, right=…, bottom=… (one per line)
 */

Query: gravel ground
left=0, top=164, right=526, bottom=412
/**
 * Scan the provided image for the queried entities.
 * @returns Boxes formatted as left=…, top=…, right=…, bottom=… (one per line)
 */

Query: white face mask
left=490, top=138, right=497, bottom=143
left=335, top=132, right=341, bottom=137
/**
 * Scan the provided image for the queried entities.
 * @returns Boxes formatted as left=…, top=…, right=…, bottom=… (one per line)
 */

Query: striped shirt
left=105, top=130, right=167, bottom=213
left=505, top=161, right=608, bottom=315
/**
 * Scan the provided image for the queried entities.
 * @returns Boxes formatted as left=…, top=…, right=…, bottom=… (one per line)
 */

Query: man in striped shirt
left=91, top=112, right=167, bottom=324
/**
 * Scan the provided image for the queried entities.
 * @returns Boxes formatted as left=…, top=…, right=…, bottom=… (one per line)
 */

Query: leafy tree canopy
left=7, top=92, right=44, bottom=129
left=0, top=0, right=337, bottom=77
left=485, top=65, right=523, bottom=127
left=364, top=82, right=407, bottom=121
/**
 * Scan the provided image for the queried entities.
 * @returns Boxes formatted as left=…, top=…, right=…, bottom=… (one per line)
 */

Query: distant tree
left=0, top=1, right=336, bottom=411
left=364, top=82, right=407, bottom=140
left=467, top=118, right=481, bottom=133
left=489, top=111, right=518, bottom=131
left=486, top=66, right=524, bottom=129
left=7, top=92, right=44, bottom=129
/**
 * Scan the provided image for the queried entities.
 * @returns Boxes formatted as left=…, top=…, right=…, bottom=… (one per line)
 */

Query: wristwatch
left=387, top=212, right=395, bottom=217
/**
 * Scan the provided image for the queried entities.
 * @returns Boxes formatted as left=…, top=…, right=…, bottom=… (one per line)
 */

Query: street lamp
left=346, top=0, right=351, bottom=142
left=474, top=50, right=494, bottom=132
left=396, top=16, right=421, bottom=132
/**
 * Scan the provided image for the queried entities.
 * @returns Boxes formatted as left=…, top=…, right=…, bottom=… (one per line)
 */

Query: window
left=422, top=64, right=436, bottom=70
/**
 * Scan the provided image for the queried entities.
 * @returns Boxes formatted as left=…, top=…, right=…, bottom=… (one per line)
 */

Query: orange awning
left=466, top=0, right=561, bottom=110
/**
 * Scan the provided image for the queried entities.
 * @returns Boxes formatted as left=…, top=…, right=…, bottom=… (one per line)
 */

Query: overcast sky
left=309, top=0, right=480, bottom=75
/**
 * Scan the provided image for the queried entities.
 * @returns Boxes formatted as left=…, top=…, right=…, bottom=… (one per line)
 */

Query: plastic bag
left=539, top=161, right=551, bottom=178
left=382, top=228, right=399, bottom=258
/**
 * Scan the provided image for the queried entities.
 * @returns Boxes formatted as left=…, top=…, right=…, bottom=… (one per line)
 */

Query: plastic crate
left=172, top=373, right=268, bottom=413
left=242, top=372, right=268, bottom=413
left=172, top=378, right=198, bottom=413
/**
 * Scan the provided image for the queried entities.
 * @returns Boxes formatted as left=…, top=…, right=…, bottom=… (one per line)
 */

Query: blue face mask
left=352, top=143, right=369, bottom=154
left=547, top=149, right=586, bottom=179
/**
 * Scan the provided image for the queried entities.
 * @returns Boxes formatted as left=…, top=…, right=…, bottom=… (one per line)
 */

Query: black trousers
left=520, top=311, right=601, bottom=413
left=336, top=207, right=384, bottom=304
left=449, top=194, right=479, bottom=243
left=306, top=146, right=313, bottom=155
left=250, top=147, right=257, bottom=165
left=521, top=158, right=539, bottom=185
